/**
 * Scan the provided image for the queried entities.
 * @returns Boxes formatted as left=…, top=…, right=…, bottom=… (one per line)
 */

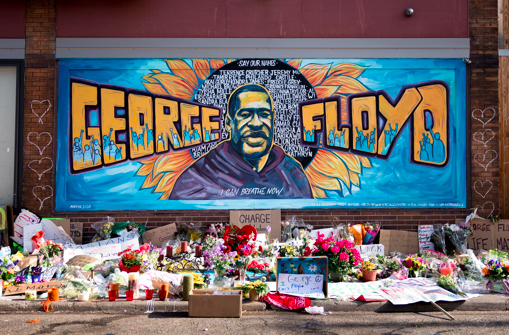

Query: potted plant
left=118, top=248, right=142, bottom=273
left=241, top=280, right=269, bottom=301
left=30, top=266, right=43, bottom=283
left=312, top=233, right=362, bottom=282
left=361, top=260, right=378, bottom=282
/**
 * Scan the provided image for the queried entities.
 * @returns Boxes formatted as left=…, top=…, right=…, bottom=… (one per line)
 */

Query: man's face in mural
left=226, top=88, right=274, bottom=159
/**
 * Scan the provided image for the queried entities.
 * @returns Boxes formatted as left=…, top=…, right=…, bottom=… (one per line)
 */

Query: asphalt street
left=1, top=311, right=509, bottom=335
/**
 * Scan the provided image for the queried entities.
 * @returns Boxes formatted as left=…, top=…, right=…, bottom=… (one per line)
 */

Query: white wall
left=0, top=66, right=17, bottom=206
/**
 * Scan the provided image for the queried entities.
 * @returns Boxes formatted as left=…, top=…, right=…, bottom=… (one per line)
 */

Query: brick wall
left=19, top=0, right=498, bottom=243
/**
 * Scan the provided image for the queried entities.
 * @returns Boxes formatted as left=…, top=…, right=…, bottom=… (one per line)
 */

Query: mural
left=56, top=59, right=466, bottom=211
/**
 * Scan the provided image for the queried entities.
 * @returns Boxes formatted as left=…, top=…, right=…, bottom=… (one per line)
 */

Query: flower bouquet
left=431, top=224, right=447, bottom=254
left=203, top=240, right=237, bottom=287
left=240, top=280, right=269, bottom=301
left=31, top=230, right=45, bottom=249
left=403, top=256, right=424, bottom=277
left=376, top=255, right=405, bottom=279
left=312, top=233, right=361, bottom=281
left=138, top=243, right=161, bottom=272
left=118, top=248, right=142, bottom=273
left=444, top=223, right=471, bottom=254
left=437, top=274, right=466, bottom=297
left=40, top=240, right=63, bottom=267
left=482, top=260, right=509, bottom=293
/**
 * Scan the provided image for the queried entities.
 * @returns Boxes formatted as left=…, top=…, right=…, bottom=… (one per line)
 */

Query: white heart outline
left=473, top=179, right=493, bottom=199
left=473, top=129, right=495, bottom=147
left=27, top=132, right=52, bottom=156
left=30, top=100, right=51, bottom=125
left=474, top=201, right=495, bottom=219
left=471, top=107, right=496, bottom=128
left=32, top=185, right=53, bottom=210
left=474, top=149, right=498, bottom=171
left=28, top=157, right=54, bottom=181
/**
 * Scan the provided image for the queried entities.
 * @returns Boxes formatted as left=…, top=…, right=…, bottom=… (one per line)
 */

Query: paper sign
left=63, top=233, right=139, bottom=262
left=309, top=228, right=335, bottom=239
left=379, top=230, right=418, bottom=255
left=142, top=223, right=177, bottom=248
left=66, top=255, right=98, bottom=267
left=355, top=244, right=385, bottom=259
left=12, top=209, right=39, bottom=246
left=48, top=219, right=83, bottom=244
left=40, top=219, right=74, bottom=245
left=230, top=209, right=281, bottom=242
left=329, top=281, right=385, bottom=301
left=276, top=256, right=328, bottom=298
left=378, top=285, right=472, bottom=305
left=23, top=223, right=42, bottom=253
left=277, top=274, right=325, bottom=298
left=418, top=225, right=435, bottom=252
left=64, top=242, right=122, bottom=262
left=4, top=280, right=66, bottom=296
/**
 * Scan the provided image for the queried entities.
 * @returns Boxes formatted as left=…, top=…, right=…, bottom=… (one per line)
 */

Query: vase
left=249, top=289, right=259, bottom=301
left=362, top=270, right=377, bottom=282
left=119, top=262, right=141, bottom=273
left=31, top=274, right=42, bottom=283
left=330, top=269, right=350, bottom=282
left=212, top=268, right=227, bottom=288
left=408, top=270, right=421, bottom=278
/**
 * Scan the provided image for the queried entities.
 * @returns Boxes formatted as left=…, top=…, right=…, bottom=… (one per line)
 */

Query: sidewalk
left=0, top=295, right=507, bottom=314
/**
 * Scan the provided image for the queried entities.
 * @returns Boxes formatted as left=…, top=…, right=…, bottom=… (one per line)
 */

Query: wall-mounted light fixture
left=404, top=8, right=414, bottom=17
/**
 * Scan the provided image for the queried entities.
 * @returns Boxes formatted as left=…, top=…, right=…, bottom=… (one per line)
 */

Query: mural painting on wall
left=56, top=59, right=466, bottom=210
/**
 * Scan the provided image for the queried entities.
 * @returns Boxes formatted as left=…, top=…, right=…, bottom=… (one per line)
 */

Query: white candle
left=78, top=292, right=89, bottom=302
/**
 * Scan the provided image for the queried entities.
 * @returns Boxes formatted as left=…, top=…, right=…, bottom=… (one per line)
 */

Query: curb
left=0, top=299, right=266, bottom=314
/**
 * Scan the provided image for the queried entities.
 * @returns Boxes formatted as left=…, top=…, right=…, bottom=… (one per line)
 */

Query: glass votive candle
left=145, top=289, right=154, bottom=300
left=158, top=289, right=168, bottom=301
left=126, top=290, right=134, bottom=301
left=108, top=290, right=117, bottom=301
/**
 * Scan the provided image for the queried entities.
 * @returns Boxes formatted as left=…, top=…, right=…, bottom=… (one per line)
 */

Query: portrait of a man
left=169, top=83, right=313, bottom=200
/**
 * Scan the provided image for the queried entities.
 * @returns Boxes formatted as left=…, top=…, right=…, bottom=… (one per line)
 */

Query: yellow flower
left=409, top=267, right=413, bottom=271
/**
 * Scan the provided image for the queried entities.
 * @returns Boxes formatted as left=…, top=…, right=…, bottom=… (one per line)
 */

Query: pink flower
left=322, top=242, right=330, bottom=251
left=331, top=246, right=340, bottom=254
left=339, top=252, right=349, bottom=262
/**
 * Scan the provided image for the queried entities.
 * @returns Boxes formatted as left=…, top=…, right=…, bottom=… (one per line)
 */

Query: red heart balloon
left=238, top=225, right=257, bottom=241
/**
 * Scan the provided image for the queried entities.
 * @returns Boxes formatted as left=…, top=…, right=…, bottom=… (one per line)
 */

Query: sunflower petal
left=335, top=76, right=370, bottom=94
left=141, top=171, right=165, bottom=189
left=150, top=73, right=195, bottom=100
left=154, top=171, right=182, bottom=194
left=142, top=73, right=159, bottom=84
left=192, top=59, right=211, bottom=80
left=349, top=170, right=360, bottom=187
left=152, top=150, right=194, bottom=176
left=359, top=156, right=372, bottom=168
left=308, top=149, right=351, bottom=189
left=334, top=152, right=362, bottom=174
left=287, top=59, right=302, bottom=69
left=305, top=165, right=342, bottom=190
left=299, top=63, right=331, bottom=86
left=210, top=59, right=226, bottom=70
left=226, top=59, right=236, bottom=64
left=314, top=85, right=340, bottom=98
left=310, top=185, right=327, bottom=198
left=328, top=63, right=367, bottom=78
left=165, top=60, right=199, bottom=89
left=142, top=82, right=170, bottom=96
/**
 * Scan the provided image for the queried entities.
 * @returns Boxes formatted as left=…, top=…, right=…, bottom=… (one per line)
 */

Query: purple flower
left=266, top=226, right=272, bottom=234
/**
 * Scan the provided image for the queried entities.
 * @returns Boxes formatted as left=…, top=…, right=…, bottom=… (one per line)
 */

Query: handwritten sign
left=40, top=219, right=74, bottom=245
left=63, top=232, right=139, bottom=262
left=48, top=219, right=83, bottom=244
left=355, top=244, right=385, bottom=259
left=378, top=285, right=471, bottom=305
left=418, top=225, right=435, bottom=252
left=276, top=256, right=328, bottom=298
left=23, top=223, right=42, bottom=253
left=142, top=223, right=177, bottom=248
left=230, top=209, right=281, bottom=242
left=66, top=255, right=98, bottom=267
left=4, top=280, right=66, bottom=296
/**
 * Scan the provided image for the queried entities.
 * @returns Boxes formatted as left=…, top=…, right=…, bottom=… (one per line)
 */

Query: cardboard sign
left=418, top=225, right=435, bottom=252
left=23, top=223, right=42, bottom=253
left=230, top=209, right=281, bottom=242
left=48, top=219, right=83, bottom=244
left=66, top=255, right=98, bottom=267
left=276, top=256, right=328, bottom=298
left=142, top=223, right=177, bottom=248
left=4, top=280, right=66, bottom=296
left=355, top=244, right=385, bottom=259
left=13, top=256, right=38, bottom=272
left=462, top=218, right=494, bottom=252
left=309, top=228, right=335, bottom=239
left=379, top=230, right=418, bottom=256
left=40, top=219, right=74, bottom=245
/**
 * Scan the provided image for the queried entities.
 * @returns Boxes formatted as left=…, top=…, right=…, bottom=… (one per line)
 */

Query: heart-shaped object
left=238, top=225, right=257, bottom=241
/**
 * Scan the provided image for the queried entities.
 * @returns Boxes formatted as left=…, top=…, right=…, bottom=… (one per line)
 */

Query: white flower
left=215, top=239, right=225, bottom=246
left=308, top=265, right=317, bottom=272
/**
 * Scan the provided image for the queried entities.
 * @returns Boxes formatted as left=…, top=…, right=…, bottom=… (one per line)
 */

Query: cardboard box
left=230, top=209, right=281, bottom=242
left=379, top=230, right=419, bottom=255
left=188, top=289, right=242, bottom=318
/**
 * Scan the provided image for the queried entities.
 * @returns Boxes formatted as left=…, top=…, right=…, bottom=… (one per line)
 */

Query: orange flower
left=482, top=267, right=490, bottom=275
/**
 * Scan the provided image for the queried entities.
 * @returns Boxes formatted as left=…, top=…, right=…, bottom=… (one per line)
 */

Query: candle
left=195, top=245, right=202, bottom=257
left=181, top=241, right=188, bottom=253
left=110, top=283, right=119, bottom=298
left=166, top=245, right=173, bottom=258
left=128, top=272, right=140, bottom=299
left=78, top=292, right=89, bottom=302
left=158, top=254, right=164, bottom=262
